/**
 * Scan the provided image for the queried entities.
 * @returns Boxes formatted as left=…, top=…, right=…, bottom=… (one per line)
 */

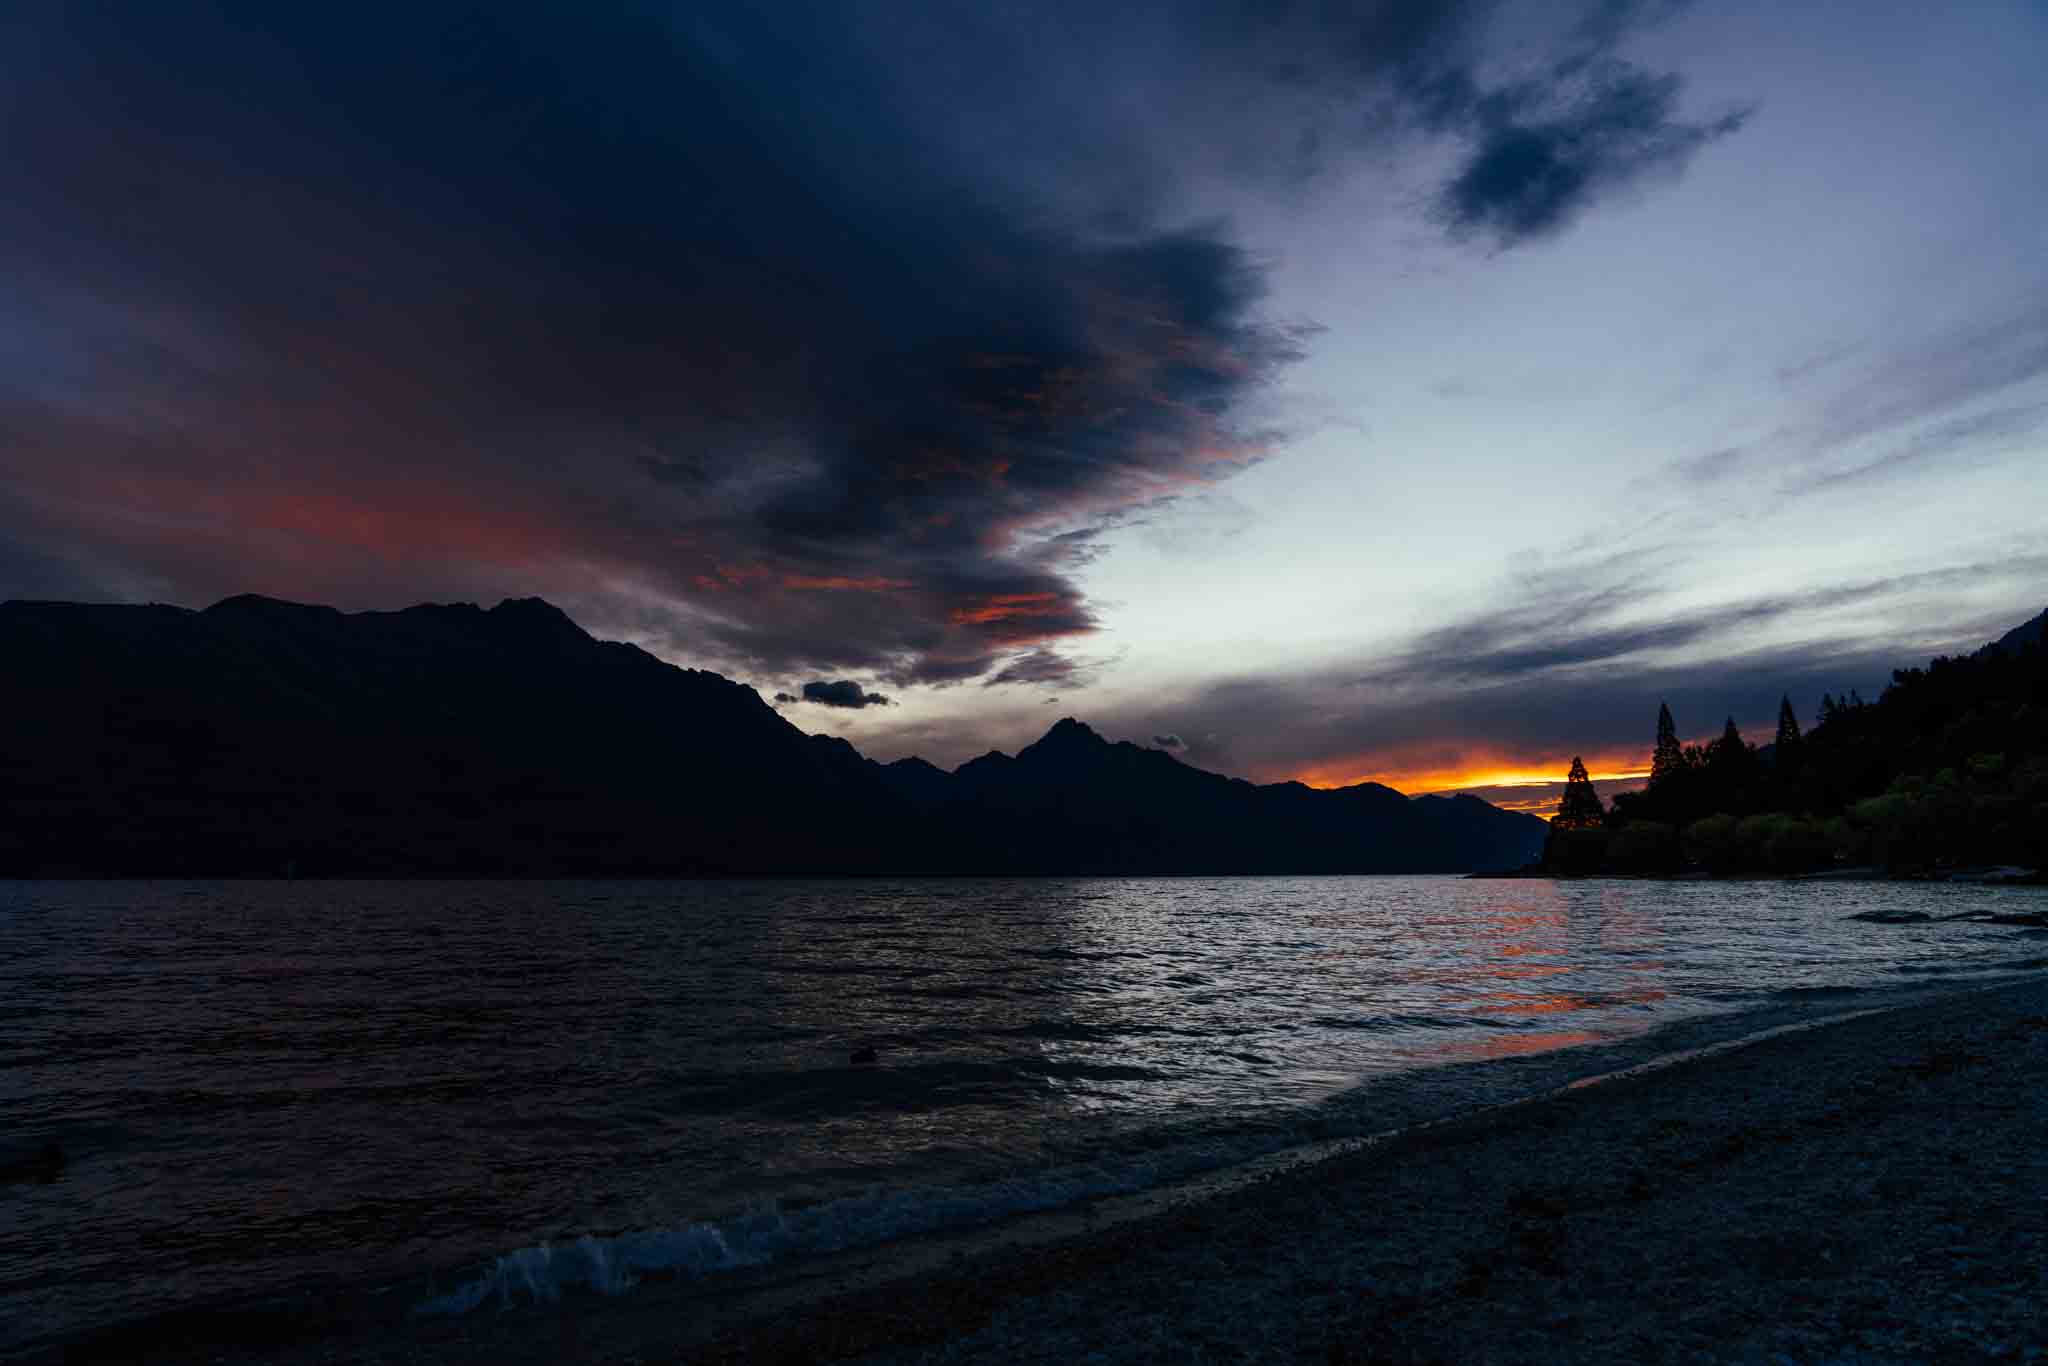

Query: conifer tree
left=1774, top=694, right=1803, bottom=764
left=1556, top=755, right=1605, bottom=828
left=1704, top=716, right=1756, bottom=817
left=1648, top=702, right=1684, bottom=791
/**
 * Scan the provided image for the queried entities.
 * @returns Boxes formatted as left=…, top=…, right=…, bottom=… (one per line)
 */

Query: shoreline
left=52, top=962, right=2048, bottom=1365
left=1470, top=864, right=2046, bottom=885
left=707, top=971, right=2048, bottom=1364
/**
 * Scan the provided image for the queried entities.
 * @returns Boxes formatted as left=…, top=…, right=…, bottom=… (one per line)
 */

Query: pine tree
left=1774, top=694, right=1803, bottom=765
left=1702, top=715, right=1757, bottom=815
left=1555, top=755, right=1605, bottom=829
left=1648, top=702, right=1684, bottom=791
left=1710, top=716, right=1747, bottom=764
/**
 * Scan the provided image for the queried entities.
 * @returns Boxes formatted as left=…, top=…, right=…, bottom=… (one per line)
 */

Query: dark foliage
left=1593, top=606, right=2048, bottom=874
left=1649, top=701, right=1685, bottom=790
left=1774, top=694, right=1803, bottom=768
left=1555, top=756, right=1606, bottom=829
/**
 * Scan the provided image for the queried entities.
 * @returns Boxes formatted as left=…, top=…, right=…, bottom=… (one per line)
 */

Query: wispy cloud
left=1092, top=552, right=2047, bottom=784
left=1654, top=297, right=2048, bottom=503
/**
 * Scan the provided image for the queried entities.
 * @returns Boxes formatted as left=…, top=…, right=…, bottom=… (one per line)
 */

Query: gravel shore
left=64, top=971, right=2048, bottom=1366
left=698, top=973, right=2048, bottom=1365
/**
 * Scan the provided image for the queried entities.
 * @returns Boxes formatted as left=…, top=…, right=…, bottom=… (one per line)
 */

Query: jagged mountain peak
left=1034, top=716, right=1105, bottom=745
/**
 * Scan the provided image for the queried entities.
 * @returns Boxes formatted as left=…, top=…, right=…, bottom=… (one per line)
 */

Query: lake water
left=3, top=876, right=2044, bottom=1353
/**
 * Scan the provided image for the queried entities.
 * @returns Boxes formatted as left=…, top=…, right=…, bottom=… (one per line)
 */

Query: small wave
left=418, top=981, right=1885, bottom=1323
left=414, top=1135, right=1305, bottom=1318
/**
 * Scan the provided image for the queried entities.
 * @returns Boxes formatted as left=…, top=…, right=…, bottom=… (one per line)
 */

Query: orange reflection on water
left=1475, top=985, right=1669, bottom=1016
left=1472, top=991, right=1585, bottom=1016
left=1487, top=963, right=1570, bottom=981
left=1435, top=1029, right=1605, bottom=1061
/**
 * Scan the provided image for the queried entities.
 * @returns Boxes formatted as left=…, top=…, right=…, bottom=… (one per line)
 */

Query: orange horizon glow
left=1291, top=754, right=1650, bottom=797
left=1282, top=745, right=1667, bottom=820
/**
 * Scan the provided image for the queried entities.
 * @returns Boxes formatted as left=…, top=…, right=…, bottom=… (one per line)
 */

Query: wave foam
left=414, top=1132, right=1306, bottom=1317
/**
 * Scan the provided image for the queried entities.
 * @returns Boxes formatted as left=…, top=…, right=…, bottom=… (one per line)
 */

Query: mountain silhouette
left=0, top=596, right=1547, bottom=876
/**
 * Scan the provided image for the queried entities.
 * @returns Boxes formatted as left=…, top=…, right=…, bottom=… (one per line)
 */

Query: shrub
left=1607, top=821, right=1680, bottom=873
left=1684, top=813, right=1742, bottom=872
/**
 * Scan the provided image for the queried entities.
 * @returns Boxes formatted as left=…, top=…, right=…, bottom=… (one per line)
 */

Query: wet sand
left=82, top=964, right=2048, bottom=1366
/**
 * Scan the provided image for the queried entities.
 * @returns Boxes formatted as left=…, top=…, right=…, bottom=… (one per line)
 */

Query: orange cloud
left=948, top=592, right=1066, bottom=625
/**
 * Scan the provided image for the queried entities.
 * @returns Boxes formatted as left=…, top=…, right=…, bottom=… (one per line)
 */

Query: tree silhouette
left=1774, top=694, right=1803, bottom=765
left=1564, top=603, right=2048, bottom=872
left=1708, top=716, right=1750, bottom=771
left=1555, top=755, right=1605, bottom=829
left=1649, top=702, right=1685, bottom=791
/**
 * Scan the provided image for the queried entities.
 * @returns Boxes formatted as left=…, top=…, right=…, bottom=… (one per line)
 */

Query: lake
left=3, top=876, right=2042, bottom=1352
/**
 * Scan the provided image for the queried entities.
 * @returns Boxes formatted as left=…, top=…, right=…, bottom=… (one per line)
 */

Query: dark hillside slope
left=0, top=597, right=1546, bottom=876
left=0, top=596, right=893, bottom=874
left=1988, top=605, right=2048, bottom=656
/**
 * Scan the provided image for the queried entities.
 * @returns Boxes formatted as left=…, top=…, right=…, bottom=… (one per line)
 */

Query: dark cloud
left=1097, top=0, right=1750, bottom=247
left=798, top=681, right=892, bottom=709
left=0, top=0, right=1300, bottom=689
left=1437, top=62, right=1751, bottom=244
left=1153, top=733, right=1188, bottom=751
left=0, top=0, right=1743, bottom=697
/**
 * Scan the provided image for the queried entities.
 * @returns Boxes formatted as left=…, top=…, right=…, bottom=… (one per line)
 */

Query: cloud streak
left=1652, top=296, right=2048, bottom=503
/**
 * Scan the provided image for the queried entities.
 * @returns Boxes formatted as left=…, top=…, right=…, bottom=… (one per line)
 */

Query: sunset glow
left=1275, top=746, right=1662, bottom=821
left=1289, top=755, right=1651, bottom=799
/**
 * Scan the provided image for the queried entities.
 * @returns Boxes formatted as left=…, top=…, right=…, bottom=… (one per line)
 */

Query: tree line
left=1543, top=628, right=2048, bottom=875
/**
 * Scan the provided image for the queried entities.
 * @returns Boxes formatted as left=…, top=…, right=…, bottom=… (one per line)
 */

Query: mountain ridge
left=0, top=594, right=1548, bottom=876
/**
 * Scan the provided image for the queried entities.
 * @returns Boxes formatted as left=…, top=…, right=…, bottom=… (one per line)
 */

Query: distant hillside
left=859, top=717, right=1547, bottom=875
left=0, top=595, right=1547, bottom=876
left=1565, top=602, right=2048, bottom=875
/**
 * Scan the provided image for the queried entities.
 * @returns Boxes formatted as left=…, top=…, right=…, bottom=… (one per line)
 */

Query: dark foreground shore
left=60, top=972, right=2048, bottom=1366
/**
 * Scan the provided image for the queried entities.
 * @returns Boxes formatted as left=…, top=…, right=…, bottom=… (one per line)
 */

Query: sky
left=3, top=0, right=2045, bottom=807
